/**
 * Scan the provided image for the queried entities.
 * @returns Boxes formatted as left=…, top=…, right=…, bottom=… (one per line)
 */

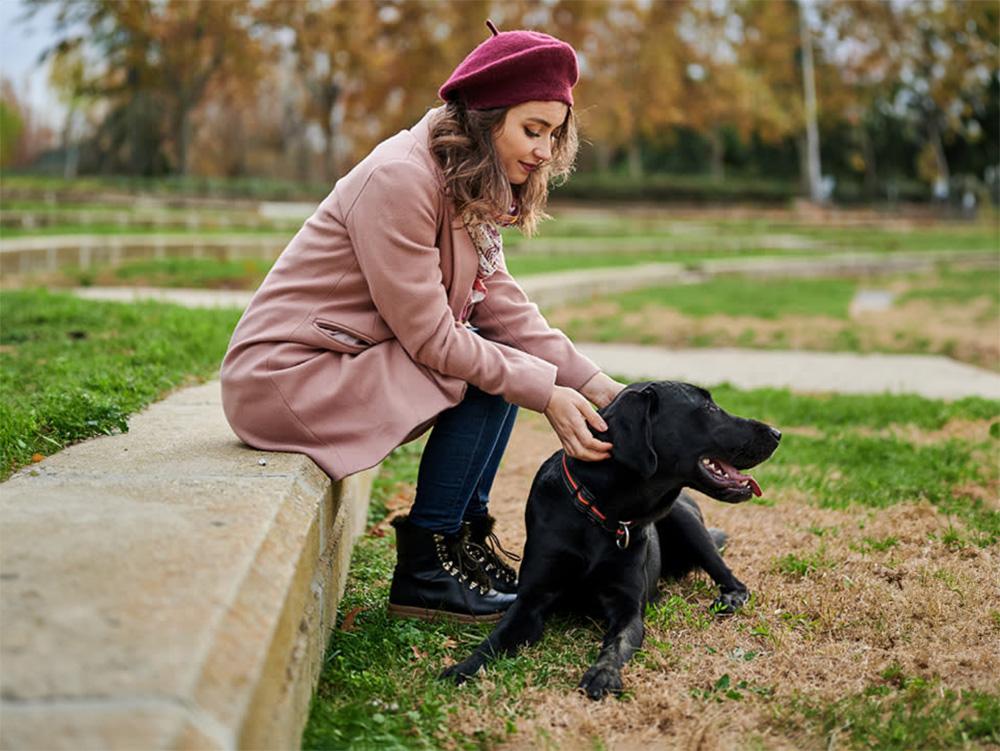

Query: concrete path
left=578, top=343, right=1000, bottom=400
left=73, top=285, right=255, bottom=309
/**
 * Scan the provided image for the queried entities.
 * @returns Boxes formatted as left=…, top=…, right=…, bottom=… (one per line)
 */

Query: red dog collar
left=561, top=454, right=633, bottom=549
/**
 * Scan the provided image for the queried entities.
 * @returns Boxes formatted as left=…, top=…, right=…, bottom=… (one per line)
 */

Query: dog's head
left=599, top=381, right=780, bottom=503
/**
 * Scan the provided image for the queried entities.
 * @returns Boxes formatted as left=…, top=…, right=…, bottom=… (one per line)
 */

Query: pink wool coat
left=220, top=107, right=600, bottom=480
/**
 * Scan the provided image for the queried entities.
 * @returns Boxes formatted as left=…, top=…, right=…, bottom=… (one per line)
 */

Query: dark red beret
left=439, top=22, right=578, bottom=110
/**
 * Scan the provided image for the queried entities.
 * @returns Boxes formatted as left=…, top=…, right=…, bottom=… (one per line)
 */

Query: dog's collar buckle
left=615, top=522, right=632, bottom=550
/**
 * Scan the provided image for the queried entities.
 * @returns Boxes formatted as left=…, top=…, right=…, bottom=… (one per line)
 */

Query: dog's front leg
left=578, top=599, right=645, bottom=700
left=440, top=589, right=560, bottom=685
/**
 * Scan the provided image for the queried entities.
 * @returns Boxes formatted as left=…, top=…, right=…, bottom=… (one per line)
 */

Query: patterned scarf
left=460, top=205, right=518, bottom=323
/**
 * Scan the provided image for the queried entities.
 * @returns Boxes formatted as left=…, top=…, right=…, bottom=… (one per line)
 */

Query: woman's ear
left=601, top=385, right=658, bottom=478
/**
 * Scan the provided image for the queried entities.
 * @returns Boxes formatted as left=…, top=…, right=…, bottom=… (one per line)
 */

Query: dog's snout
left=768, top=427, right=782, bottom=443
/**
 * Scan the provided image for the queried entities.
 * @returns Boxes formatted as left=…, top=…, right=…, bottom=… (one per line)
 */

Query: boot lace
left=465, top=531, right=521, bottom=585
left=435, top=534, right=492, bottom=594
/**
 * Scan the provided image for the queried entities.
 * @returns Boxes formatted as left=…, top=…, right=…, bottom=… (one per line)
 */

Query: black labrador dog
left=441, top=381, right=781, bottom=699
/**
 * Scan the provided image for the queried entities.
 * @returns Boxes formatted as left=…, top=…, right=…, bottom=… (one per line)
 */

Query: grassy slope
left=0, top=289, right=241, bottom=479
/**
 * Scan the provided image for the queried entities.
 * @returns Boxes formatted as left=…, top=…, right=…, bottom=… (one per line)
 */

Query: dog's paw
left=710, top=588, right=749, bottom=616
left=578, top=665, right=623, bottom=700
left=439, top=657, right=483, bottom=685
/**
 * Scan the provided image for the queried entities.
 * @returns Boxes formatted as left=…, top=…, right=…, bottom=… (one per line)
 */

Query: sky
left=1, top=0, right=66, bottom=128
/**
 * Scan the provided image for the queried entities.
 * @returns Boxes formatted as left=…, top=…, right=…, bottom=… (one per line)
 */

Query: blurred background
left=1, top=1, right=998, bottom=478
left=1, top=0, right=997, bottom=206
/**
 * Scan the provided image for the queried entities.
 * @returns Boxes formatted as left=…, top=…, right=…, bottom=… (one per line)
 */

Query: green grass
left=705, top=387, right=999, bottom=543
left=897, top=266, right=1000, bottom=310
left=504, top=248, right=819, bottom=276
left=3, top=172, right=329, bottom=200
left=41, top=251, right=822, bottom=291
left=707, top=384, right=999, bottom=431
left=755, top=433, right=996, bottom=539
left=73, top=257, right=276, bottom=289
left=855, top=535, right=900, bottom=553
left=773, top=547, right=837, bottom=578
left=1, top=224, right=290, bottom=237
left=608, top=276, right=858, bottom=319
left=784, top=666, right=1000, bottom=750
left=0, top=289, right=241, bottom=479
left=525, top=212, right=997, bottom=250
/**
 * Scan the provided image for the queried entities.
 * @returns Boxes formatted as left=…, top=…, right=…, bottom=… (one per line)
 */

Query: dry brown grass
left=439, top=412, right=1000, bottom=750
left=545, top=291, right=1000, bottom=372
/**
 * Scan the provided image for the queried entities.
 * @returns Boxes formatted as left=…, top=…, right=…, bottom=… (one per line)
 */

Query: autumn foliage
left=12, top=0, right=999, bottom=200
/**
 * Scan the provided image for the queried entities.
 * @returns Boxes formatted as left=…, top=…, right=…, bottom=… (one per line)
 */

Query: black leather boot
left=463, top=514, right=520, bottom=594
left=387, top=515, right=516, bottom=623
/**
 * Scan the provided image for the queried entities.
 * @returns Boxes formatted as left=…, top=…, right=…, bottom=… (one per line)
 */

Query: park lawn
left=0, top=289, right=241, bottom=480
left=522, top=212, right=998, bottom=251
left=2, top=172, right=328, bottom=200
left=24, top=245, right=995, bottom=295
left=0, top=224, right=294, bottom=238
left=303, top=388, right=999, bottom=750
left=545, top=264, right=1000, bottom=370
left=3, top=199, right=223, bottom=214
left=33, top=249, right=821, bottom=291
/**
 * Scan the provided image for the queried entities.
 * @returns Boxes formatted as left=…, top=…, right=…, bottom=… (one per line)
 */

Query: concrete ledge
left=0, top=381, right=376, bottom=750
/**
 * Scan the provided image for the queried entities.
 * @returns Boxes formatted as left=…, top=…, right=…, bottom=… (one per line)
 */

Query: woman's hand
left=580, top=372, right=627, bottom=410
left=544, top=386, right=613, bottom=461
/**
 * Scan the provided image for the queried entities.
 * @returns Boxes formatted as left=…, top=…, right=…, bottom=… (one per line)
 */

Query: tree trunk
left=708, top=128, right=725, bottom=182
left=594, top=142, right=611, bottom=172
left=795, top=134, right=810, bottom=196
left=860, top=124, right=877, bottom=200
left=320, top=81, right=342, bottom=183
left=627, top=140, right=643, bottom=179
left=798, top=0, right=822, bottom=202
left=175, top=102, right=192, bottom=176
left=62, top=106, right=79, bottom=179
left=927, top=113, right=950, bottom=199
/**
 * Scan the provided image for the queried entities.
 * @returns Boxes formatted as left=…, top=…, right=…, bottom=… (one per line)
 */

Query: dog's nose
left=769, top=427, right=782, bottom=442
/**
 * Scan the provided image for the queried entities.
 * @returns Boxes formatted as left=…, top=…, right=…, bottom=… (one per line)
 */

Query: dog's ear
left=602, top=386, right=658, bottom=478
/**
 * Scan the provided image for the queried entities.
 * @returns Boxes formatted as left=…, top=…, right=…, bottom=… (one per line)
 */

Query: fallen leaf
left=441, top=637, right=458, bottom=649
left=340, top=606, right=362, bottom=631
left=31, top=453, right=44, bottom=463
left=411, top=645, right=427, bottom=660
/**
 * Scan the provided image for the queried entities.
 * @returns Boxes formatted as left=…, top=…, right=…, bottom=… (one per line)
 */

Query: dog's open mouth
left=699, top=457, right=762, bottom=499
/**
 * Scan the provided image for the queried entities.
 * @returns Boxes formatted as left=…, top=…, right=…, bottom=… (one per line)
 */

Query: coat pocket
left=312, top=319, right=376, bottom=354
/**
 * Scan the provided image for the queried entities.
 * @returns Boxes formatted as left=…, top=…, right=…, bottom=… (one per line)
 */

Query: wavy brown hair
left=428, top=101, right=578, bottom=237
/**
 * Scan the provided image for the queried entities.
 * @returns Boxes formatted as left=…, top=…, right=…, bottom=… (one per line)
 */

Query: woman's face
left=493, top=101, right=570, bottom=185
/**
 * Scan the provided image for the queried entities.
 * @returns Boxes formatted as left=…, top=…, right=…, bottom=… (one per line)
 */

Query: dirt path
left=472, top=411, right=999, bottom=750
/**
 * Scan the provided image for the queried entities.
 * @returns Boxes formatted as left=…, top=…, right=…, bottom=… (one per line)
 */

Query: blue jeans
left=409, top=384, right=518, bottom=534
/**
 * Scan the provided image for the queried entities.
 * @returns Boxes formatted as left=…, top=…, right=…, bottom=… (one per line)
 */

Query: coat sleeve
left=469, top=262, right=601, bottom=391
left=342, top=157, right=557, bottom=413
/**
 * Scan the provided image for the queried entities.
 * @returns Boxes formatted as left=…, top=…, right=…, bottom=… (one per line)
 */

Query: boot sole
left=387, top=603, right=505, bottom=624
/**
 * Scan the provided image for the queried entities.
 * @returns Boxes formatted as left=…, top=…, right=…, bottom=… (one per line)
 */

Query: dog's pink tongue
left=717, top=458, right=763, bottom=497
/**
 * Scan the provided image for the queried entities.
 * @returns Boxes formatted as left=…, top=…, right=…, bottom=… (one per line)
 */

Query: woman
left=220, top=22, right=625, bottom=623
